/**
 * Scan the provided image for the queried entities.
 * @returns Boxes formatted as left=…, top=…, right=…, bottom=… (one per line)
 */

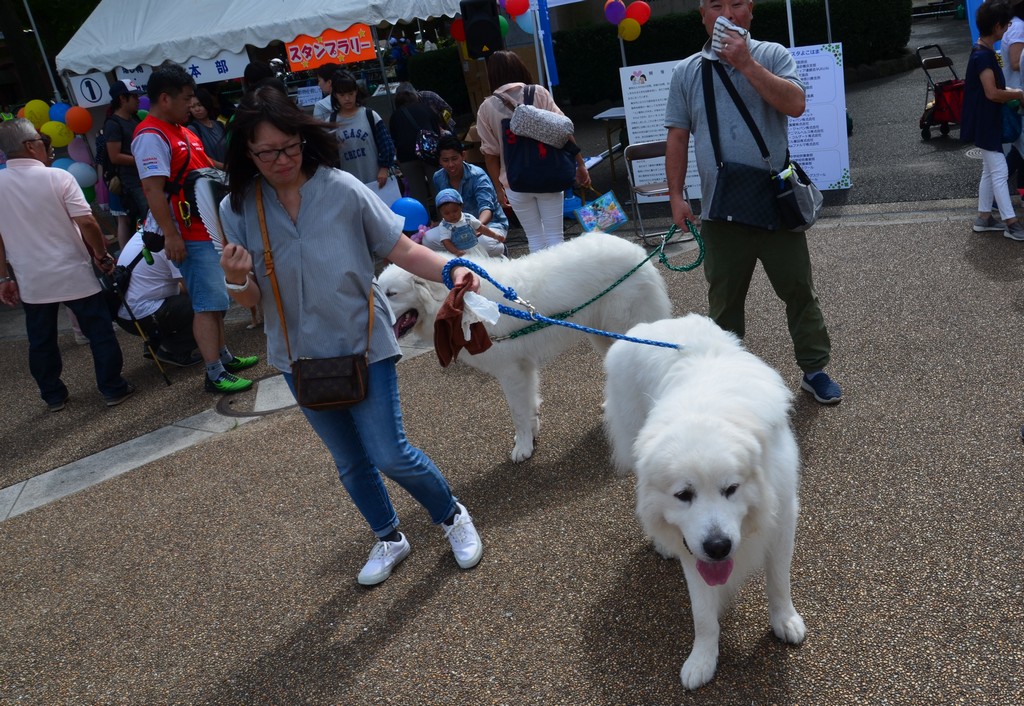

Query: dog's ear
left=413, top=276, right=448, bottom=305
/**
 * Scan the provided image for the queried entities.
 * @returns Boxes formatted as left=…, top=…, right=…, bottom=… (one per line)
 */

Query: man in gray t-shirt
left=664, top=0, right=842, bottom=405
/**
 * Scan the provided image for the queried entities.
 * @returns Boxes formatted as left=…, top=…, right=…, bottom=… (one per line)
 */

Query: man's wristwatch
left=0, top=276, right=13, bottom=284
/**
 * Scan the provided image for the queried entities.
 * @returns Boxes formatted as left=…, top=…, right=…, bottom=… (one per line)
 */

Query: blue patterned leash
left=441, top=259, right=683, bottom=351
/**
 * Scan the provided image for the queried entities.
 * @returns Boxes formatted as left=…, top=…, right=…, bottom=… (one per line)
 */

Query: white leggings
left=506, top=188, right=565, bottom=252
left=978, top=147, right=1015, bottom=221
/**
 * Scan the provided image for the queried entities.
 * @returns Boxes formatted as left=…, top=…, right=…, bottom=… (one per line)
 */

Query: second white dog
left=603, top=314, right=806, bottom=690
left=380, top=232, right=672, bottom=462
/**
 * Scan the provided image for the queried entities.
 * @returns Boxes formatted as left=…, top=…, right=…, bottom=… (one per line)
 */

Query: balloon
left=82, top=185, right=96, bottom=203
left=0, top=163, right=6, bottom=170
left=618, top=18, right=641, bottom=41
left=16, top=107, right=25, bottom=118
left=138, top=95, right=151, bottom=111
left=516, top=13, right=535, bottom=34
left=137, top=109, right=149, bottom=120
left=499, top=15, right=509, bottom=37
left=605, top=0, right=627, bottom=25
left=52, top=157, right=75, bottom=171
left=451, top=18, right=465, bottom=42
left=506, top=0, right=529, bottom=18
left=40, top=120, right=74, bottom=148
left=64, top=106, right=93, bottom=134
left=69, top=161, right=98, bottom=188
left=24, top=99, right=50, bottom=128
left=49, top=102, right=71, bottom=124
left=67, top=136, right=93, bottom=164
left=391, top=197, right=430, bottom=232
left=626, top=1, right=651, bottom=25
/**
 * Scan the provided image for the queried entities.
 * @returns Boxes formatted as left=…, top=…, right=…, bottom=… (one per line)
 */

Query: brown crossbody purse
left=255, top=180, right=372, bottom=411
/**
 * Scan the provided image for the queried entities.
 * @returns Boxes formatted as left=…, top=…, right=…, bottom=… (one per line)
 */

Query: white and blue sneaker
left=443, top=502, right=483, bottom=569
left=801, top=371, right=843, bottom=405
left=357, top=533, right=411, bottom=586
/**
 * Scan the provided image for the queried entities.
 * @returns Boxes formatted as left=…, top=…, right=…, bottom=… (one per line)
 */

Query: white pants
left=506, top=188, right=565, bottom=252
left=978, top=147, right=1015, bottom=221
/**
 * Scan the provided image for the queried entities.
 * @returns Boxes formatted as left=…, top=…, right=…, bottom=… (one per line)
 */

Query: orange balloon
left=64, top=106, right=94, bottom=134
left=17, top=107, right=25, bottom=118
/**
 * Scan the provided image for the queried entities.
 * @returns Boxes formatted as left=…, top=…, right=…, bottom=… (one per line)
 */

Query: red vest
left=134, top=115, right=213, bottom=241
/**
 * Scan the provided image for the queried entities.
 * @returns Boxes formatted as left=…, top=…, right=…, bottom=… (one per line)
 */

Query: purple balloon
left=138, top=95, right=151, bottom=111
left=67, top=136, right=93, bottom=164
left=605, top=0, right=627, bottom=25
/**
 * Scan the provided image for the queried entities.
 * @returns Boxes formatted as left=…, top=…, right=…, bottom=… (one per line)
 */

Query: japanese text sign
left=286, top=25, right=375, bottom=71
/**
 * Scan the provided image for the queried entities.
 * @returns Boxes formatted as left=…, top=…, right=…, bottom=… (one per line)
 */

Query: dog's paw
left=770, top=610, right=806, bottom=645
left=680, top=650, right=717, bottom=690
left=510, top=438, right=534, bottom=463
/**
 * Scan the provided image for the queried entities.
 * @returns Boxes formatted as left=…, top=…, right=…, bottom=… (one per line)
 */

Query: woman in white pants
left=476, top=51, right=590, bottom=252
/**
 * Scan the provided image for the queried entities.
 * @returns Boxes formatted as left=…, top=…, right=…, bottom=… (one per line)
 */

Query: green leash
left=500, top=221, right=705, bottom=341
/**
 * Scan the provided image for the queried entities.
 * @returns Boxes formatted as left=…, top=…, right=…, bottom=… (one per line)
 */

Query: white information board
left=114, top=48, right=248, bottom=94
left=618, top=42, right=851, bottom=201
left=68, top=72, right=111, bottom=108
left=788, top=43, right=851, bottom=189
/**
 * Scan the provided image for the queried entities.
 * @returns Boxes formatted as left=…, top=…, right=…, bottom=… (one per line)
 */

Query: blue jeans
left=23, top=291, right=129, bottom=405
left=178, top=239, right=229, bottom=313
left=283, top=357, right=457, bottom=538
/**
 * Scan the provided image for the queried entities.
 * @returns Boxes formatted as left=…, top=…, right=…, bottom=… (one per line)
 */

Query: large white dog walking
left=380, top=233, right=672, bottom=462
left=603, top=314, right=806, bottom=689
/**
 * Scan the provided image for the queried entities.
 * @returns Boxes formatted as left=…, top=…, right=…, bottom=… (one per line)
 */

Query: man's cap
left=110, top=79, right=144, bottom=99
left=436, top=188, right=463, bottom=207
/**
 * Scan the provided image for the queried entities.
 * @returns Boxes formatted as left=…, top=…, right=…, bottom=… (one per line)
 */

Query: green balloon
left=499, top=15, right=509, bottom=37
left=82, top=185, right=96, bottom=203
left=137, top=109, right=149, bottom=120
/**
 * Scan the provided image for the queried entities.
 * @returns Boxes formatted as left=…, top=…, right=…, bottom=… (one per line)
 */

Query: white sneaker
left=443, top=502, right=483, bottom=569
left=356, top=534, right=411, bottom=586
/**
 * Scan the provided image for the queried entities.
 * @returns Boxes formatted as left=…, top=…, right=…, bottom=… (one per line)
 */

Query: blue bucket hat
left=435, top=188, right=463, bottom=207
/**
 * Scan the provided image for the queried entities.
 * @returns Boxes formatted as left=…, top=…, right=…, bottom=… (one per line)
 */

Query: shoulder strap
left=702, top=59, right=772, bottom=169
left=254, top=180, right=373, bottom=364
left=365, top=106, right=374, bottom=127
left=524, top=85, right=536, bottom=106
left=137, top=125, right=193, bottom=194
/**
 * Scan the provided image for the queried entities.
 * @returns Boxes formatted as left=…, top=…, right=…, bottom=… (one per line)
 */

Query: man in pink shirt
left=0, top=118, right=133, bottom=411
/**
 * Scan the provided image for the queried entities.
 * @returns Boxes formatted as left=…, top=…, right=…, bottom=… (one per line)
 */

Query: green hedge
left=408, top=45, right=472, bottom=115
left=552, top=0, right=912, bottom=105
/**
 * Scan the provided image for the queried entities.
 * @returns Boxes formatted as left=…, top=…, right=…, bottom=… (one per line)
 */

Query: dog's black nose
left=703, top=536, right=732, bottom=560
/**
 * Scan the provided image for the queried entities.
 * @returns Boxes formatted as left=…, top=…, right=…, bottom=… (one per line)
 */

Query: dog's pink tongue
left=696, top=559, right=734, bottom=586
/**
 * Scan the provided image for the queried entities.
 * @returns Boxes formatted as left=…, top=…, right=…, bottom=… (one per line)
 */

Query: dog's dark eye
left=674, top=489, right=694, bottom=503
left=385, top=290, right=395, bottom=297
left=723, top=484, right=739, bottom=498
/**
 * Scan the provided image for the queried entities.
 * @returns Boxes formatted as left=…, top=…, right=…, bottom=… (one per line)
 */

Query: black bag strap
left=136, top=126, right=193, bottom=195
left=524, top=84, right=536, bottom=106
left=702, top=59, right=774, bottom=171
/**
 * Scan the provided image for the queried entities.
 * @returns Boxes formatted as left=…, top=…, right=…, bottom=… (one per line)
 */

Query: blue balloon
left=52, top=157, right=75, bottom=171
left=49, top=102, right=71, bottom=124
left=391, top=196, right=430, bottom=232
left=0, top=162, right=5, bottom=170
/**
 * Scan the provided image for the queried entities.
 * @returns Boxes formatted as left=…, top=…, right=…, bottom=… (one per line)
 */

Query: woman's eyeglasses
left=250, top=140, right=305, bottom=163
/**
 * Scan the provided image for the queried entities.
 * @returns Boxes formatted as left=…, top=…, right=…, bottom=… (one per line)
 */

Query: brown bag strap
left=254, top=180, right=374, bottom=365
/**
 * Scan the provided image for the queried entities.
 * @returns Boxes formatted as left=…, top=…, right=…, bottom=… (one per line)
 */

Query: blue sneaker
left=801, top=371, right=842, bottom=405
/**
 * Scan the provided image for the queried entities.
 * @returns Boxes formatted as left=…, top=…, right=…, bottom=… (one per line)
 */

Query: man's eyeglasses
left=22, top=136, right=46, bottom=148
left=250, top=140, right=305, bottom=163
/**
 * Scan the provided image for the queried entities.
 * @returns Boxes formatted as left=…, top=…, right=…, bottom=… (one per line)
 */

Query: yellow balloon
left=618, top=18, right=641, bottom=42
left=40, top=120, right=74, bottom=148
left=24, top=99, right=50, bottom=128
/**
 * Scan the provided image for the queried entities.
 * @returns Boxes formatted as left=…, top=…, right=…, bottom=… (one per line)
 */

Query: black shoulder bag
left=702, top=59, right=780, bottom=231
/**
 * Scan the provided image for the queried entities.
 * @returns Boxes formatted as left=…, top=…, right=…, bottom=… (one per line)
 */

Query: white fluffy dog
left=603, top=314, right=806, bottom=690
left=380, top=232, right=671, bottom=462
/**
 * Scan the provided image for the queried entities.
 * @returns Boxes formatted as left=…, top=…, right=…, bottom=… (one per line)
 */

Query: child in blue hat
left=435, top=188, right=505, bottom=257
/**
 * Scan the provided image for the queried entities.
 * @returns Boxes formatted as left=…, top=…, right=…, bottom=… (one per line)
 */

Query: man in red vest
left=133, top=62, right=258, bottom=394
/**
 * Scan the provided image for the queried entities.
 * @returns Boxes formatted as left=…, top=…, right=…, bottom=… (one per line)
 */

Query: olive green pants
left=701, top=219, right=831, bottom=373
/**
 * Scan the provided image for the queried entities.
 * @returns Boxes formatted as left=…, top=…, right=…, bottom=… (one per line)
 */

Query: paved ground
left=2, top=16, right=1023, bottom=706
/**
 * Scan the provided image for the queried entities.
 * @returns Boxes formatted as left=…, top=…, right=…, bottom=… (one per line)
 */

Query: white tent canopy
left=56, top=0, right=461, bottom=75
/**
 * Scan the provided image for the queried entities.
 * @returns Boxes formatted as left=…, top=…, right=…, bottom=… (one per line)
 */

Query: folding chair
left=623, top=140, right=693, bottom=246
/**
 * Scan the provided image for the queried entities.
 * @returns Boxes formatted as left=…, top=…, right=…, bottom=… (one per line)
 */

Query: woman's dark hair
left=191, top=88, right=217, bottom=119
left=330, top=69, right=368, bottom=108
left=977, top=0, right=1013, bottom=35
left=437, top=135, right=464, bottom=154
left=315, top=63, right=340, bottom=82
left=486, top=50, right=534, bottom=91
left=224, top=84, right=340, bottom=211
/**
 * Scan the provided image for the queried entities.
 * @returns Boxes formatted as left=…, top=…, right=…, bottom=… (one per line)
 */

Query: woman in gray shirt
left=219, top=85, right=484, bottom=586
